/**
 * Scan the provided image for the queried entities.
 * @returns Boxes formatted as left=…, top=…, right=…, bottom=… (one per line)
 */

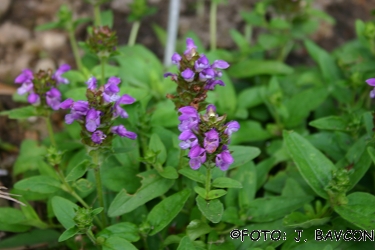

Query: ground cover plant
left=0, top=0, right=375, bottom=249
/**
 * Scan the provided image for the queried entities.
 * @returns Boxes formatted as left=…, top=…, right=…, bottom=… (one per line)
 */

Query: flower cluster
left=86, top=26, right=118, bottom=58
left=60, top=76, right=136, bottom=146
left=14, top=64, right=71, bottom=110
left=165, top=38, right=229, bottom=111
left=178, top=105, right=239, bottom=171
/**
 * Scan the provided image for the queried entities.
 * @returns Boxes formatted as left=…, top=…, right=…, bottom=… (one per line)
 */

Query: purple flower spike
left=179, top=130, right=198, bottom=149
left=199, top=68, right=215, bottom=82
left=184, top=38, right=197, bottom=59
left=111, top=125, right=137, bottom=140
left=91, top=130, right=106, bottom=144
left=46, top=88, right=61, bottom=110
left=86, top=77, right=97, bottom=90
left=60, top=98, right=74, bottom=109
left=15, top=69, right=33, bottom=84
left=195, top=55, right=210, bottom=72
left=205, top=79, right=225, bottom=90
left=172, top=53, right=182, bottom=65
left=204, top=129, right=219, bottom=153
left=28, top=93, right=39, bottom=104
left=212, top=60, right=230, bottom=69
left=181, top=68, right=195, bottom=82
left=188, top=145, right=206, bottom=170
left=215, top=150, right=234, bottom=171
left=85, top=109, right=101, bottom=132
left=17, top=82, right=33, bottom=95
left=225, top=121, right=240, bottom=136
left=53, top=64, right=71, bottom=84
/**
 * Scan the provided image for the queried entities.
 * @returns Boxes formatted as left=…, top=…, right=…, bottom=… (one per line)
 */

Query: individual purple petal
left=65, top=111, right=83, bottom=124
left=199, top=68, right=215, bottom=81
left=204, top=79, right=225, bottom=90
left=184, top=38, right=197, bottom=55
left=17, top=82, right=33, bottom=95
left=206, top=104, right=216, bottom=114
left=117, top=94, right=135, bottom=105
left=111, top=125, right=137, bottom=140
left=211, top=60, right=230, bottom=69
left=27, top=93, right=39, bottom=104
left=91, top=130, right=106, bottom=144
left=215, top=150, right=234, bottom=171
left=86, top=76, right=97, bottom=90
left=15, top=69, right=33, bottom=84
left=188, top=145, right=206, bottom=170
left=60, top=98, right=74, bottom=109
left=194, top=55, right=210, bottom=72
left=178, top=106, right=199, bottom=131
left=181, top=68, right=195, bottom=82
left=53, top=64, right=71, bottom=84
left=225, top=121, right=240, bottom=136
left=46, top=88, right=61, bottom=110
left=72, top=101, right=89, bottom=115
left=113, top=103, right=129, bottom=118
left=163, top=72, right=178, bottom=81
left=366, top=78, right=375, bottom=87
left=85, top=109, right=101, bottom=132
left=204, top=129, right=219, bottom=153
left=171, top=53, right=182, bottom=65
left=371, top=89, right=375, bottom=99
left=103, top=77, right=121, bottom=103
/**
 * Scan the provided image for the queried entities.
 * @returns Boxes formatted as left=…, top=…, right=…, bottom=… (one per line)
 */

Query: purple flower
left=111, top=125, right=137, bottom=140
left=204, top=129, right=219, bottom=153
left=178, top=106, right=199, bottom=131
left=172, top=53, right=182, bottom=65
left=194, top=55, right=210, bottom=72
left=113, top=94, right=135, bottom=118
left=65, top=111, right=83, bottom=124
left=60, top=98, right=74, bottom=109
left=188, top=145, right=206, bottom=170
left=215, top=150, right=234, bottom=171
left=86, top=76, right=97, bottom=90
left=181, top=68, right=195, bottom=82
left=366, top=78, right=375, bottom=98
left=15, top=69, right=33, bottom=84
left=72, top=101, right=89, bottom=115
left=46, top=88, right=61, bottom=110
left=225, top=121, right=240, bottom=136
left=163, top=72, right=178, bottom=81
left=205, top=79, right=225, bottom=90
left=53, top=64, right=71, bottom=84
left=17, top=82, right=33, bottom=95
left=91, top=130, right=106, bottom=144
left=211, top=60, right=230, bottom=69
left=199, top=68, right=215, bottom=82
left=28, top=93, right=39, bottom=104
left=184, top=38, right=197, bottom=60
left=85, top=109, right=101, bottom=132
left=103, top=77, right=121, bottom=102
left=178, top=130, right=198, bottom=149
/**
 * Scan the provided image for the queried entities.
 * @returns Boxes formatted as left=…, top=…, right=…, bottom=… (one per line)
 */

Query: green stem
left=92, top=150, right=108, bottom=228
left=86, top=229, right=98, bottom=246
left=94, top=4, right=102, bottom=26
left=68, top=28, right=84, bottom=72
left=100, top=57, right=107, bottom=86
left=45, top=116, right=56, bottom=147
left=178, top=149, right=185, bottom=170
left=128, top=21, right=141, bottom=46
left=205, top=164, right=212, bottom=198
left=244, top=24, right=252, bottom=45
left=210, top=1, right=217, bottom=51
left=140, top=132, right=151, bottom=171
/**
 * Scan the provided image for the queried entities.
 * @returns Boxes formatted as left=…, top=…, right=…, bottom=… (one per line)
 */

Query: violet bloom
left=53, top=64, right=71, bottom=84
left=199, top=68, right=215, bottom=82
left=211, top=60, right=230, bottom=70
left=205, top=79, right=225, bottom=90
left=17, top=82, right=33, bottom=95
left=215, top=150, right=234, bottom=171
left=163, top=72, right=178, bottom=81
left=178, top=130, right=198, bottom=149
left=194, top=55, right=210, bottom=72
left=204, top=129, right=219, bottom=153
left=225, top=121, right=240, bottom=136
left=28, top=93, right=39, bottom=104
left=111, top=125, right=137, bottom=140
left=85, top=109, right=101, bottom=132
left=103, top=77, right=121, bottom=102
left=46, top=88, right=61, bottom=110
left=113, top=94, right=135, bottom=118
left=72, top=101, right=89, bottom=115
left=188, top=145, right=206, bottom=170
left=91, top=130, right=106, bottom=144
left=86, top=76, right=97, bottom=90
left=366, top=78, right=375, bottom=98
left=65, top=111, right=83, bottom=124
left=184, top=38, right=197, bottom=59
left=171, top=53, right=182, bottom=65
left=178, top=106, right=199, bottom=131
left=15, top=69, right=33, bottom=84
left=181, top=68, right=195, bottom=82
left=60, top=98, right=74, bottom=109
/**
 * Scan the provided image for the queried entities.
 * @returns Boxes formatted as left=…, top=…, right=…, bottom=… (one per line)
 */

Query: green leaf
left=92, top=65, right=119, bottom=80
left=214, top=71, right=237, bottom=117
left=101, top=10, right=114, bottom=28
left=64, top=87, right=87, bottom=101
left=108, top=170, right=174, bottom=217
left=196, top=196, right=224, bottom=223
left=228, top=60, right=293, bottom=78
left=150, top=100, right=179, bottom=127
left=35, top=21, right=63, bottom=31
left=0, top=229, right=60, bottom=248
left=151, top=23, right=166, bottom=47
left=158, top=166, right=179, bottom=179
left=98, top=222, right=140, bottom=242
left=283, top=212, right=331, bottom=228
left=19, top=199, right=48, bottom=229
left=334, top=192, right=375, bottom=231
left=149, top=133, right=167, bottom=165
left=178, top=167, right=205, bottom=183
left=58, top=226, right=79, bottom=242
left=102, top=166, right=140, bottom=193
left=51, top=196, right=78, bottom=229
left=230, top=29, right=250, bottom=52
left=177, top=236, right=198, bottom=250
left=65, top=160, right=90, bottom=182
left=13, top=140, right=47, bottom=175
left=63, top=70, right=86, bottom=85
left=283, top=130, right=336, bottom=199
left=147, top=189, right=191, bottom=235
left=0, top=207, right=26, bottom=225
left=231, top=121, right=272, bottom=144
left=0, top=106, right=37, bottom=119
left=186, top=220, right=211, bottom=241
left=237, top=86, right=265, bottom=109
left=14, top=176, right=62, bottom=194
left=212, top=177, right=242, bottom=189
left=194, top=186, right=206, bottom=199
left=246, top=195, right=314, bottom=222
left=207, top=189, right=227, bottom=200
left=103, top=236, right=138, bottom=250
left=309, top=116, right=349, bottom=131
left=230, top=145, right=261, bottom=169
